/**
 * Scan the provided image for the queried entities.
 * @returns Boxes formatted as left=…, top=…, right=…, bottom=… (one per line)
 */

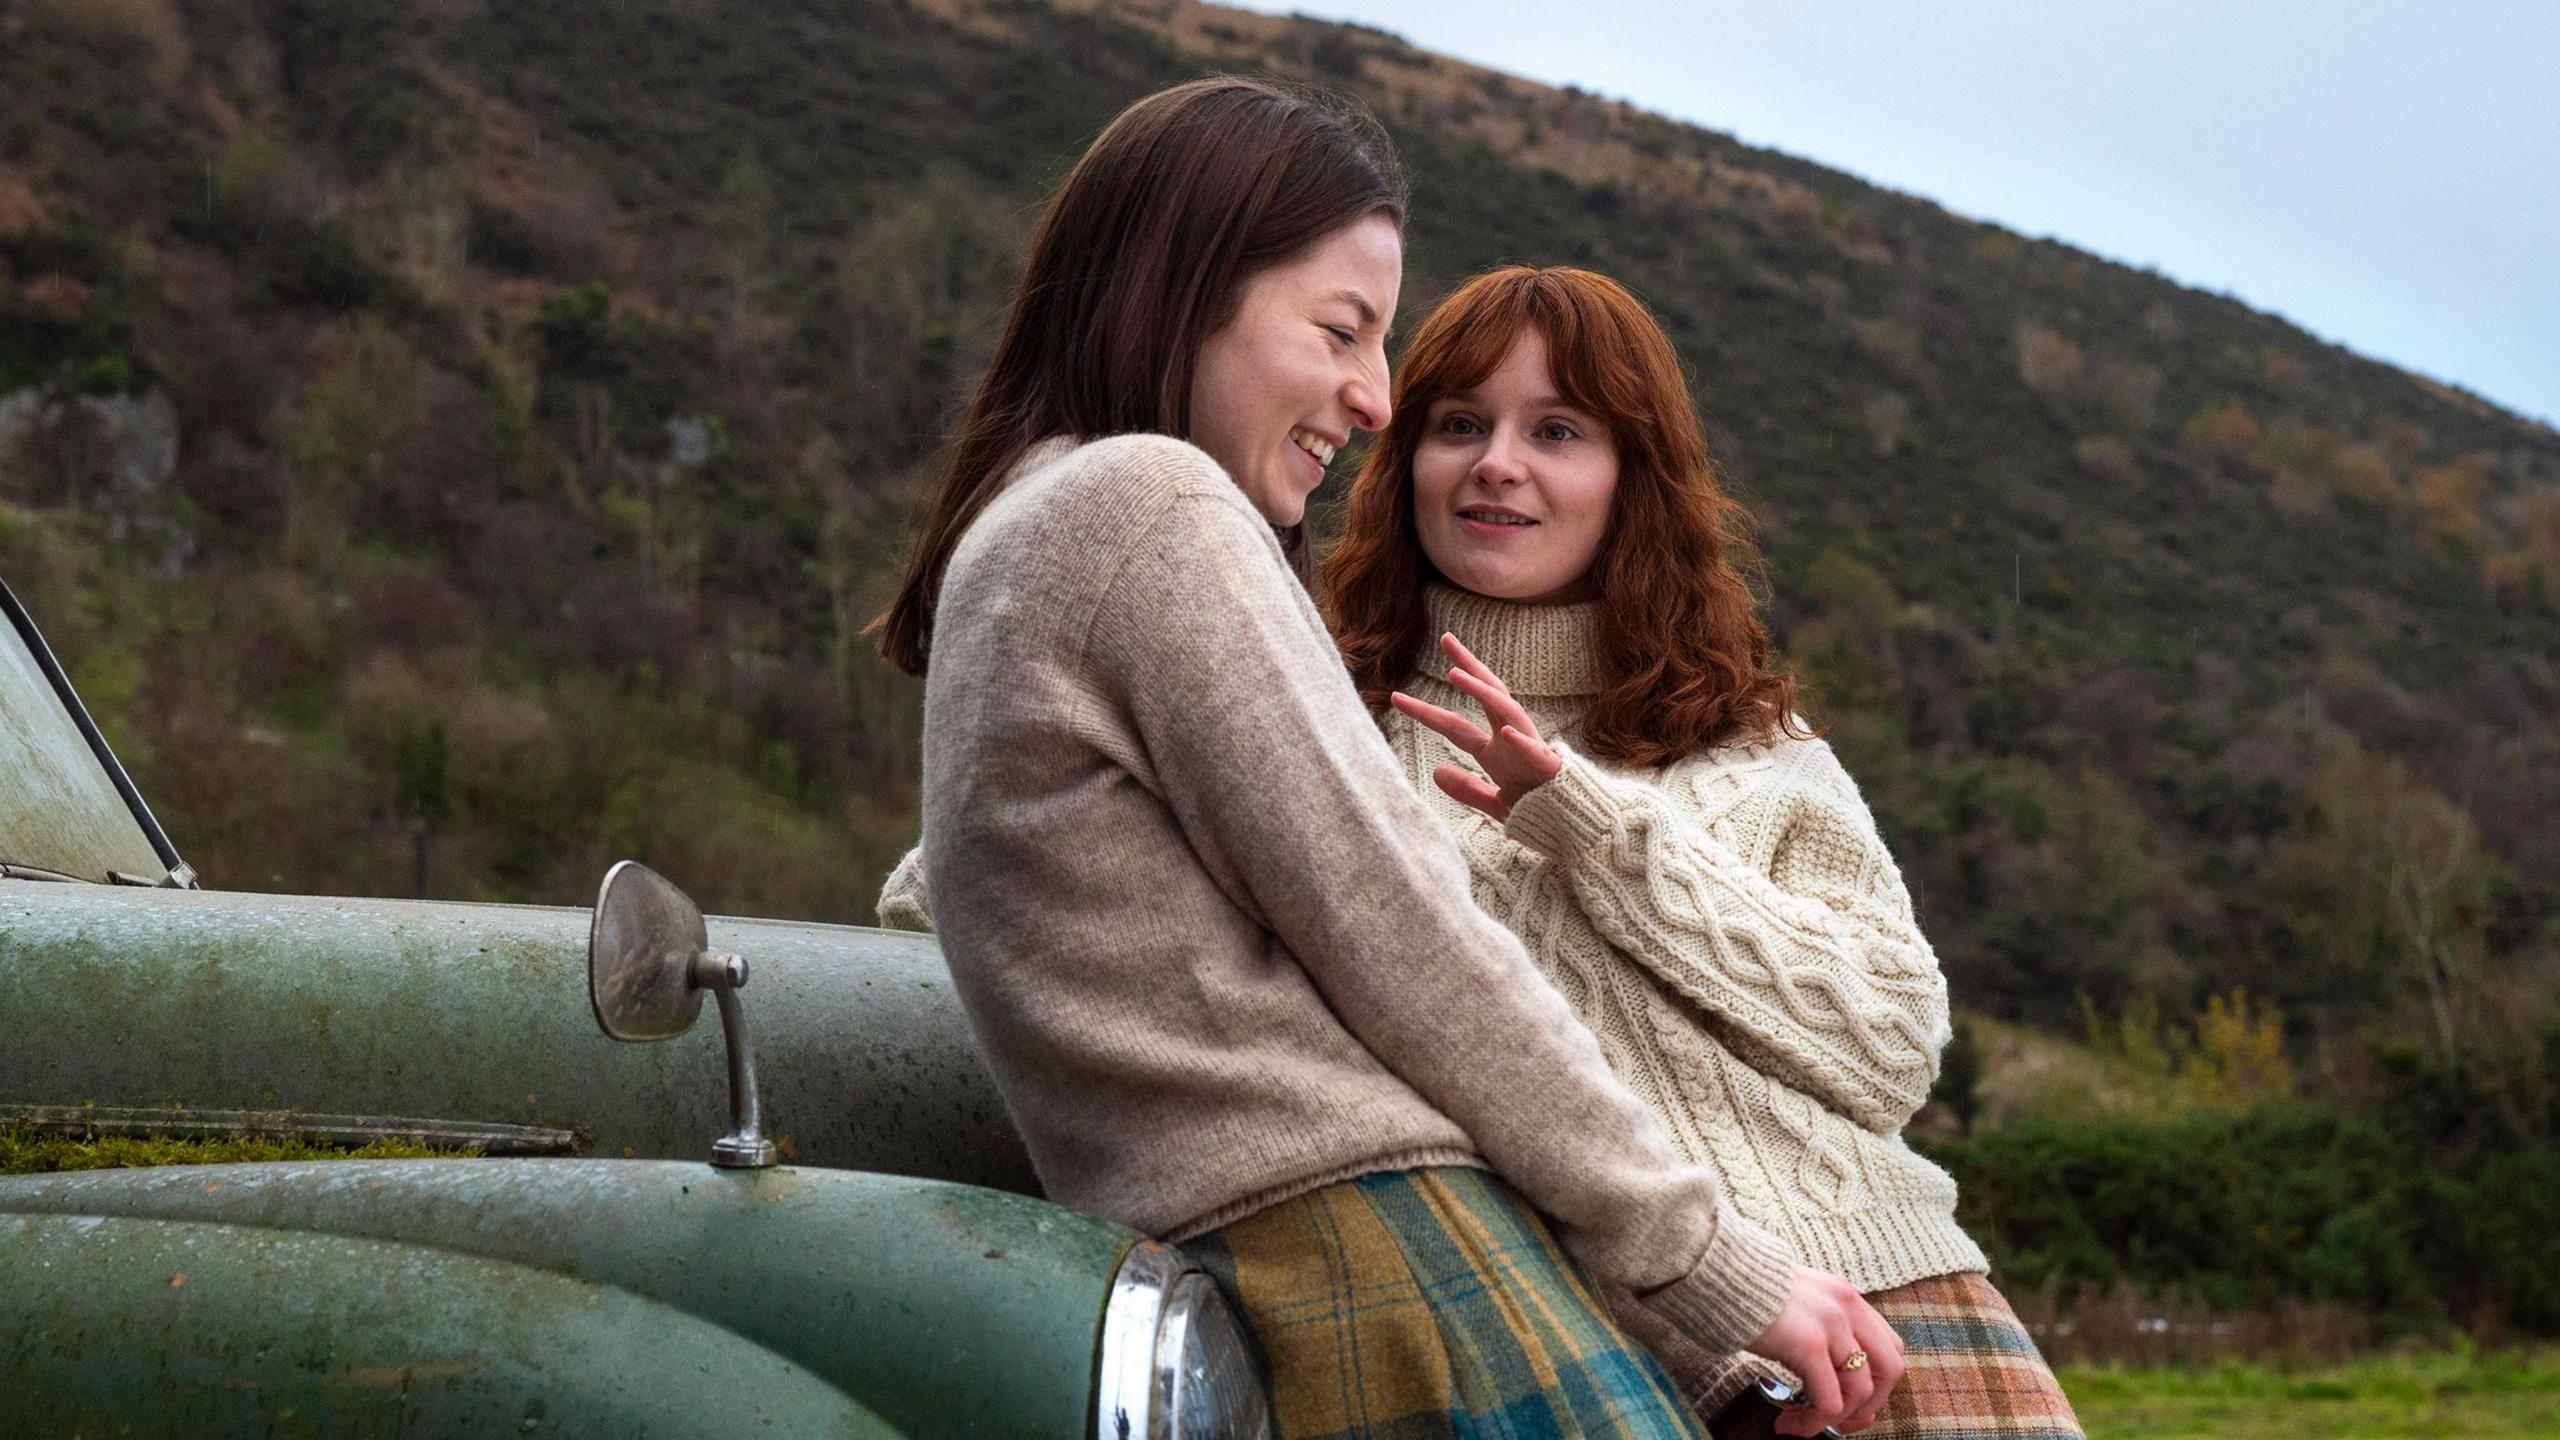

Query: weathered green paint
left=0, top=1157, right=1135, bottom=1439
left=1, top=1210, right=895, bottom=1437
left=0, top=880, right=1039, bottom=1193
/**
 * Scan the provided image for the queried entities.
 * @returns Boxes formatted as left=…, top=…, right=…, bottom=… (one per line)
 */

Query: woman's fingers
left=1444, top=664, right=1541, bottom=741
left=1832, top=1348, right=1877, bottom=1433
left=1398, top=663, right=1557, bottom=802
left=1828, top=1298, right=1905, bottom=1432
left=1438, top=632, right=1508, bottom=692
left=1439, top=633, right=1530, bottom=714
left=1389, top=690, right=1489, bottom=754
left=1846, top=1303, right=1906, bottom=1426
left=1431, top=765, right=1509, bottom=820
left=1779, top=1358, right=1846, bottom=1438
left=1397, top=692, right=1553, bottom=814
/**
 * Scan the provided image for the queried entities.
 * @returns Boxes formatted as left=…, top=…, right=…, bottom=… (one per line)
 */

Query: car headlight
left=1094, top=1239, right=1270, bottom=1440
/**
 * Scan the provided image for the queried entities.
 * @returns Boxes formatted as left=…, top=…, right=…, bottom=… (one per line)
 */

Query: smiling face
left=1187, top=212, right=1402, bottom=525
left=1411, top=328, right=1620, bottom=605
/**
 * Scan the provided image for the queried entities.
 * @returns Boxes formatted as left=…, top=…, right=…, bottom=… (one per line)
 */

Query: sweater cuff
left=876, top=848, right=935, bottom=933
left=1502, top=744, right=1626, bottom=863
left=1636, top=1210, right=1799, bottom=1354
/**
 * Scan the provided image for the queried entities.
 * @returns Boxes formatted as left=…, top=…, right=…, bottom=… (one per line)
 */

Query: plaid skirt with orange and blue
left=1183, top=1166, right=1709, bottom=1440
left=1858, top=1272, right=2082, bottom=1439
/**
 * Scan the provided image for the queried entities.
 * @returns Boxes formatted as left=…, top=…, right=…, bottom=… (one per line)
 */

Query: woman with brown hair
left=875, top=77, right=1900, bottom=1438
left=1322, top=266, right=2083, bottom=1439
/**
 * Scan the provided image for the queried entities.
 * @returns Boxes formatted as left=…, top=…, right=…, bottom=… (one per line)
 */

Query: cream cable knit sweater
left=889, top=435, right=1797, bottom=1354
left=1398, top=585, right=1986, bottom=1296
left=1397, top=585, right=1988, bottom=1409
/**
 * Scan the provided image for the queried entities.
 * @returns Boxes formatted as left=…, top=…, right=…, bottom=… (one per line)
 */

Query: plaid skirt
left=1852, top=1272, right=2082, bottom=1440
left=1184, top=1166, right=1709, bottom=1440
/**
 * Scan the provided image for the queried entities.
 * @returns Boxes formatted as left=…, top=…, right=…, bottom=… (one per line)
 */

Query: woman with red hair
left=1324, top=266, right=2082, bottom=1439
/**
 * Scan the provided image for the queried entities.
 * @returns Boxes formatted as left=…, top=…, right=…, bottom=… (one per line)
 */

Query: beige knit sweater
left=892, top=434, right=1797, bottom=1354
left=1399, top=585, right=1985, bottom=1282
left=1393, top=584, right=1988, bottom=1404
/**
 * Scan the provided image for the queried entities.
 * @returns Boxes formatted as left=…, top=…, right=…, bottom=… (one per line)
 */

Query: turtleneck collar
left=1418, top=583, right=1604, bottom=699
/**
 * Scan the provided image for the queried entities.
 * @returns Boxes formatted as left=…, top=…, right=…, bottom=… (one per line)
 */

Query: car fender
left=0, top=1157, right=1131, bottom=1438
left=0, top=880, right=1037, bottom=1191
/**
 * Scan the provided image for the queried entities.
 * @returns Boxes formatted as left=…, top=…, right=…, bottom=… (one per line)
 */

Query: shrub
left=2085, top=359, right=2161, bottom=432
left=2414, top=454, right=2496, bottom=547
left=24, top=0, right=187, bottom=88
left=531, top=281, right=622, bottom=385
left=464, top=199, right=550, bottom=276
left=2074, top=436, right=2140, bottom=488
left=2186, top=399, right=2263, bottom=460
left=1921, top=1101, right=2560, bottom=1337
left=265, top=220, right=389, bottom=313
left=2328, top=444, right=2399, bottom=504
left=2017, top=322, right=2085, bottom=399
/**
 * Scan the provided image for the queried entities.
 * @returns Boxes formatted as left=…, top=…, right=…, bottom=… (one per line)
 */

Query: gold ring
left=1840, top=1350, right=1868, bottom=1372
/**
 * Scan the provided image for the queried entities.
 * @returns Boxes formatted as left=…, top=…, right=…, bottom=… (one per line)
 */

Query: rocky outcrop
left=0, top=387, right=190, bottom=567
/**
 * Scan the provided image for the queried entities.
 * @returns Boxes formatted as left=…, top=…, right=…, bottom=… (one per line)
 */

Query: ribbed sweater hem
left=1161, top=1146, right=1488, bottom=1243
left=1787, top=1206, right=1991, bottom=1296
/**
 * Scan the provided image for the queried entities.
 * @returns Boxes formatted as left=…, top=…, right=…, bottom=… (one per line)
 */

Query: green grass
left=0, top=1129, right=466, bottom=1175
left=2063, top=1347, right=2560, bottom=1438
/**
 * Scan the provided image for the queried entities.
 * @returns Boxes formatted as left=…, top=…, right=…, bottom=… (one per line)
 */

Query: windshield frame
left=0, top=576, right=194, bottom=888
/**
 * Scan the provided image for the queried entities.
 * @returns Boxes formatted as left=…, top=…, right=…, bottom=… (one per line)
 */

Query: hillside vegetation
left=5, top=0, right=2557, bottom=1339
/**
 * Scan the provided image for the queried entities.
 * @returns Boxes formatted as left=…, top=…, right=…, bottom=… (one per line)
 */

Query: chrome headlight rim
left=1094, top=1238, right=1270, bottom=1440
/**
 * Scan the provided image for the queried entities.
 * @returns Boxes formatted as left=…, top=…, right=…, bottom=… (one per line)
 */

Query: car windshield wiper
left=0, top=859, right=181, bottom=886
left=0, top=860, right=87, bottom=883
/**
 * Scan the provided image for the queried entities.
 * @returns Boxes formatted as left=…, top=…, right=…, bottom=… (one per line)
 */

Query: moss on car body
left=0, top=1128, right=464, bottom=1175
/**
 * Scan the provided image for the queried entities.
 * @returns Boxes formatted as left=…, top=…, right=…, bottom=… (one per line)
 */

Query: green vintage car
left=0, top=576, right=1269, bottom=1438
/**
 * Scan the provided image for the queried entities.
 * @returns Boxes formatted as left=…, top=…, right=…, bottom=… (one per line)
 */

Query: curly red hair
left=1321, top=266, right=1810, bottom=766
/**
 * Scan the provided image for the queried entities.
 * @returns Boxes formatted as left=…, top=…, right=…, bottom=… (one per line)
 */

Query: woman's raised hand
left=1389, top=633, right=1563, bottom=822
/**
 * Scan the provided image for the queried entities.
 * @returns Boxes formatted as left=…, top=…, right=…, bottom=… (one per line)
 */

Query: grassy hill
left=5, top=0, right=2555, bottom=1138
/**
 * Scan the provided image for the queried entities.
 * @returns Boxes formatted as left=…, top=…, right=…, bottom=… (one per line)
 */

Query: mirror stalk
left=701, top=957, right=777, bottom=1169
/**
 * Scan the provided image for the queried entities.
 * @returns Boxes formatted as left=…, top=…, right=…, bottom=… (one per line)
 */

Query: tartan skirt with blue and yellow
left=1183, top=1166, right=1709, bottom=1440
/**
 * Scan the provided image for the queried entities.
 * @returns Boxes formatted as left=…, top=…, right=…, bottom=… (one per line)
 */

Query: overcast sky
left=1229, top=1, right=2560, bottom=428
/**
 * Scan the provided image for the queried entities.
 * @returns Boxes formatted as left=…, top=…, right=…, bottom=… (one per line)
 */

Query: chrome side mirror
left=588, top=860, right=776, bottom=1168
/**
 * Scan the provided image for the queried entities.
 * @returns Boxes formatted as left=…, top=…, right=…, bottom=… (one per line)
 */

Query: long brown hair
left=874, top=77, right=1407, bottom=674
left=1323, top=266, right=1811, bottom=765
